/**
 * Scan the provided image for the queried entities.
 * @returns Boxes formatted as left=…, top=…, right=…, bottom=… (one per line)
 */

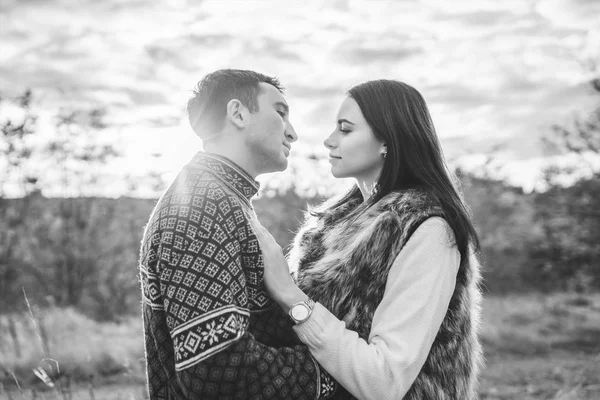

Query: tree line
left=0, top=82, right=598, bottom=320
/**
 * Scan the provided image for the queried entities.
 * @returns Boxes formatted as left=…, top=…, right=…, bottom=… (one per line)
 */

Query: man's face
left=245, top=82, right=297, bottom=174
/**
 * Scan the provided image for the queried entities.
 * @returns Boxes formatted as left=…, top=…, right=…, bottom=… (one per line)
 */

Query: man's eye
left=277, top=110, right=286, bottom=117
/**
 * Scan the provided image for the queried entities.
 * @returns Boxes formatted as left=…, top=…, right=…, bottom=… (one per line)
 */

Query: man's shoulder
left=169, top=166, right=244, bottom=209
left=201, top=173, right=245, bottom=215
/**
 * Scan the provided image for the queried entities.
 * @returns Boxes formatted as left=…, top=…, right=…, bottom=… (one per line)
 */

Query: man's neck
left=204, top=140, right=259, bottom=179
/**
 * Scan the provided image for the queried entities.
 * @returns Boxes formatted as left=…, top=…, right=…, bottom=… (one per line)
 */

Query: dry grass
left=1, top=293, right=599, bottom=399
left=481, top=292, right=600, bottom=356
left=0, top=307, right=145, bottom=389
left=480, top=293, right=600, bottom=400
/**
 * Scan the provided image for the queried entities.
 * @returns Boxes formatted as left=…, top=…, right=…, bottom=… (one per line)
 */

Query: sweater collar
left=189, top=152, right=260, bottom=201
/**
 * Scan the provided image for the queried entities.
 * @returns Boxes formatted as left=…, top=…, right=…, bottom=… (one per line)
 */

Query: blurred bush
left=0, top=195, right=156, bottom=319
left=1, top=173, right=598, bottom=319
left=526, top=171, right=600, bottom=292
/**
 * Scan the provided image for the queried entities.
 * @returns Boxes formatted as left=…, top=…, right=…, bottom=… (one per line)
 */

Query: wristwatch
left=288, top=299, right=315, bottom=324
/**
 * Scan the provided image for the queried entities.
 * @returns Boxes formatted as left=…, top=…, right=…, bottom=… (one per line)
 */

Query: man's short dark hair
left=187, top=69, right=284, bottom=138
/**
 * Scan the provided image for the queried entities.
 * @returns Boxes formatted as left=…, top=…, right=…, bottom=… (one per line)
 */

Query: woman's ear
left=226, top=99, right=247, bottom=129
left=381, top=144, right=388, bottom=158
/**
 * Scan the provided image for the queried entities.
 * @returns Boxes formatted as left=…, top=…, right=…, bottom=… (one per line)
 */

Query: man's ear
left=226, top=99, right=247, bottom=129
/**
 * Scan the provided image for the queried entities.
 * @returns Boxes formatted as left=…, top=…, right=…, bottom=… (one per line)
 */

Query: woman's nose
left=323, top=133, right=336, bottom=149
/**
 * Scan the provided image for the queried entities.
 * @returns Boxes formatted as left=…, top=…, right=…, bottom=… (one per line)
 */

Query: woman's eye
left=339, top=128, right=350, bottom=134
left=277, top=110, right=286, bottom=118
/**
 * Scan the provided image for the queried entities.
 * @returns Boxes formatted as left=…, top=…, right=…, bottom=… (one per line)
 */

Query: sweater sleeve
left=293, top=217, right=459, bottom=400
left=157, top=194, right=337, bottom=399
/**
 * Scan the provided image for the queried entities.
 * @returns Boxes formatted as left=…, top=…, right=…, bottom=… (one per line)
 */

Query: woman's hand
left=249, top=217, right=307, bottom=312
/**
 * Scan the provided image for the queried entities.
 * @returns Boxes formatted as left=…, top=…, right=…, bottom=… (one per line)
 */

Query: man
left=139, top=69, right=337, bottom=399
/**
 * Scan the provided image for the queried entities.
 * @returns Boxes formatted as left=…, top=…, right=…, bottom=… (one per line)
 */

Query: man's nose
left=286, top=122, right=298, bottom=143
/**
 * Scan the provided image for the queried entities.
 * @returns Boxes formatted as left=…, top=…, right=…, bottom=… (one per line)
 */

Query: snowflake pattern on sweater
left=139, top=152, right=337, bottom=400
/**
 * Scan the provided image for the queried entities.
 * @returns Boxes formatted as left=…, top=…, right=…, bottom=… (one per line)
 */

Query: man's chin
left=260, top=158, right=288, bottom=174
left=274, top=158, right=288, bottom=172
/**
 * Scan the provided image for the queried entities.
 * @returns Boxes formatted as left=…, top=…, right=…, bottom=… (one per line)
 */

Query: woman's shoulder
left=413, top=216, right=455, bottom=242
left=379, top=188, right=443, bottom=215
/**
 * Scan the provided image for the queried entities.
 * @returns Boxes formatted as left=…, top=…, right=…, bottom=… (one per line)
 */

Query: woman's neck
left=354, top=164, right=383, bottom=203
left=356, top=178, right=378, bottom=203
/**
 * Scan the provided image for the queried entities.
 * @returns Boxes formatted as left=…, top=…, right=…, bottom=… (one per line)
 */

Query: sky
left=1, top=0, right=599, bottom=197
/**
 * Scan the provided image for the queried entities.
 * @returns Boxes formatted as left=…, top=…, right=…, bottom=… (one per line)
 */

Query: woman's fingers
left=249, top=217, right=266, bottom=237
left=248, top=217, right=278, bottom=249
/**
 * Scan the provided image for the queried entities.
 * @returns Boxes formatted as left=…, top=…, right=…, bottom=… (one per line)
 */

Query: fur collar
left=289, top=189, right=483, bottom=399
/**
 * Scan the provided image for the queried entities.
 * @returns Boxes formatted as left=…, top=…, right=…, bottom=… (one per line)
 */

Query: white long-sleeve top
left=293, top=217, right=460, bottom=400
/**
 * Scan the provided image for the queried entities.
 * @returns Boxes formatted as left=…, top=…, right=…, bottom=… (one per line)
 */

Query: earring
left=371, top=184, right=380, bottom=196
left=382, top=150, right=387, bottom=158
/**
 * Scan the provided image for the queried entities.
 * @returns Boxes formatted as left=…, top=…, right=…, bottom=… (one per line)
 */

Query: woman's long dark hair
left=314, top=79, right=480, bottom=258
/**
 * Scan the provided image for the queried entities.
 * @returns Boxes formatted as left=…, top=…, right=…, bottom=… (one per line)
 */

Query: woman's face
left=324, top=96, right=385, bottom=182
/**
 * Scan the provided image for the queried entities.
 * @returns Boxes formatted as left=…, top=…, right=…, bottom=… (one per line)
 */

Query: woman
left=250, top=79, right=483, bottom=400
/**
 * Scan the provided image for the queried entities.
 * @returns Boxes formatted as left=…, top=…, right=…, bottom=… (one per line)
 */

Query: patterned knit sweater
left=139, top=152, right=337, bottom=400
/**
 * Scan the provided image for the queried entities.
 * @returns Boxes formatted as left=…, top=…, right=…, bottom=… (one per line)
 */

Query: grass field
left=479, top=293, right=600, bottom=400
left=1, top=293, right=599, bottom=399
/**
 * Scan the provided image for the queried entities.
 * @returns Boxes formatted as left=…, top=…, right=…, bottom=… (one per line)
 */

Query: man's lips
left=329, top=155, right=342, bottom=159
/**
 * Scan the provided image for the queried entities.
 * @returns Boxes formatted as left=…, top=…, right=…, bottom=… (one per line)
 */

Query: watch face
left=291, top=304, right=309, bottom=321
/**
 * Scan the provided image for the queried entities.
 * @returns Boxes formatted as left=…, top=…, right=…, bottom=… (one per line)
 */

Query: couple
left=139, top=69, right=483, bottom=400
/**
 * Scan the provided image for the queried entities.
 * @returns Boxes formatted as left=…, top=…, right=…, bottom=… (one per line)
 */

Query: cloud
left=286, top=84, right=342, bottom=99
left=536, top=0, right=600, bottom=29
left=432, top=8, right=519, bottom=28
left=123, top=88, right=169, bottom=106
left=305, top=101, right=339, bottom=127
left=185, top=34, right=233, bottom=48
left=339, top=45, right=423, bottom=64
left=258, top=38, right=304, bottom=62
left=1, top=0, right=598, bottom=195
left=146, top=115, right=183, bottom=128
left=332, top=33, right=424, bottom=65
left=423, top=83, right=492, bottom=108
left=0, top=65, right=86, bottom=94
left=461, top=10, right=519, bottom=26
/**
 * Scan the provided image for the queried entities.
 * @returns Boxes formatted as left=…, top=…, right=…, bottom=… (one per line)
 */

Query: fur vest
left=288, top=189, right=483, bottom=400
